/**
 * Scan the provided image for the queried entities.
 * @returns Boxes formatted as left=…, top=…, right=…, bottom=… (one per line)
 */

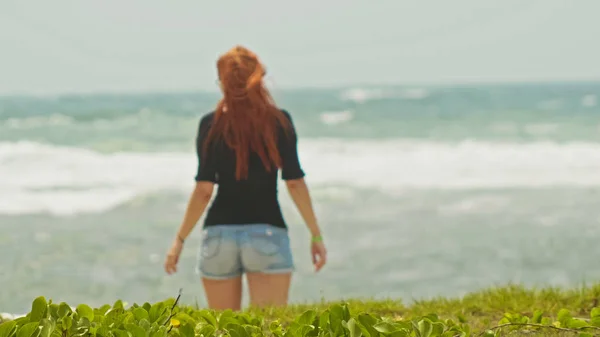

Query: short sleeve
left=279, top=110, right=305, bottom=180
left=194, top=115, right=218, bottom=182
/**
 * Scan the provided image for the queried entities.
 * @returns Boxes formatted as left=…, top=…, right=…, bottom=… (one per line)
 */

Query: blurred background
left=2, top=0, right=600, bottom=314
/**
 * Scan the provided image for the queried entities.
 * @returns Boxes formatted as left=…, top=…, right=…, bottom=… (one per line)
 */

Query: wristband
left=311, top=235, right=323, bottom=243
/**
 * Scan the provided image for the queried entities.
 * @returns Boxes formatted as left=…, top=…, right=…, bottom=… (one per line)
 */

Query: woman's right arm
left=279, top=109, right=327, bottom=271
left=285, top=178, right=321, bottom=238
left=279, top=110, right=322, bottom=238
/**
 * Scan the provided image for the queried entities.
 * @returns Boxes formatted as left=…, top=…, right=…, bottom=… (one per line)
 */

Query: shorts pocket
left=248, top=228, right=284, bottom=256
left=201, top=228, right=222, bottom=259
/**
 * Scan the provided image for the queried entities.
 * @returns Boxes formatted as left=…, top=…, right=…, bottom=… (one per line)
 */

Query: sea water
left=2, top=82, right=600, bottom=313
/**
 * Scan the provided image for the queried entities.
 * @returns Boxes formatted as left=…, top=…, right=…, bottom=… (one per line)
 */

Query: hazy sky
left=1, top=0, right=599, bottom=95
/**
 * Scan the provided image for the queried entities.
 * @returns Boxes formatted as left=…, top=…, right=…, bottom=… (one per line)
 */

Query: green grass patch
left=2, top=283, right=600, bottom=336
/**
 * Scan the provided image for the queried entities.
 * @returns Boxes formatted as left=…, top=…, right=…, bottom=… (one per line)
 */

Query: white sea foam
left=338, top=88, right=388, bottom=103
left=582, top=94, right=597, bottom=107
left=338, top=87, right=429, bottom=103
left=3, top=139, right=600, bottom=215
left=319, top=110, right=353, bottom=125
left=0, top=312, right=24, bottom=320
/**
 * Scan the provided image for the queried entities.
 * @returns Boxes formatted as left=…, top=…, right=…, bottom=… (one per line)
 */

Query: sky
left=0, top=0, right=599, bottom=95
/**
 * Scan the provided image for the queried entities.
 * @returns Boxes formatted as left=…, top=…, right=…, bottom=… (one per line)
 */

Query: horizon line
left=2, top=77, right=600, bottom=99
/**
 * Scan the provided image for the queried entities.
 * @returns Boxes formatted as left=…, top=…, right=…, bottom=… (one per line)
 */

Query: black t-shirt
left=194, top=109, right=305, bottom=229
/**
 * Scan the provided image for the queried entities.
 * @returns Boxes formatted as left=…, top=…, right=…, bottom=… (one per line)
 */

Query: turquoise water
left=2, top=82, right=600, bottom=313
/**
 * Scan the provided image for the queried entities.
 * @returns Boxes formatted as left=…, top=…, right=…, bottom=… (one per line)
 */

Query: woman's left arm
left=165, top=115, right=216, bottom=275
left=176, top=181, right=214, bottom=242
left=164, top=181, right=214, bottom=275
left=179, top=114, right=218, bottom=241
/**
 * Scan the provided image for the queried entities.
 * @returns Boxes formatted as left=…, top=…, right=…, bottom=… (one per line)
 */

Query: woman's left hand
left=164, top=238, right=184, bottom=275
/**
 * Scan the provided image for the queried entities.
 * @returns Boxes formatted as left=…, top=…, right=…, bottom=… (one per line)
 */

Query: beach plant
left=2, top=286, right=600, bottom=337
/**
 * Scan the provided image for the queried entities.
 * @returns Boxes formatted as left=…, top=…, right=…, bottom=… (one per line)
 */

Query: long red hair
left=203, top=45, right=291, bottom=181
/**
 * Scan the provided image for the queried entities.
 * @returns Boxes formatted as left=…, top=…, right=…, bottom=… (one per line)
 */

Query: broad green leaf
left=318, top=311, right=330, bottom=332
left=61, top=316, right=72, bottom=331
left=96, top=305, right=111, bottom=316
left=374, top=322, right=402, bottom=334
left=172, top=313, right=195, bottom=326
left=197, top=325, right=215, bottom=337
left=557, top=309, right=571, bottom=326
left=16, top=322, right=39, bottom=337
left=112, top=300, right=125, bottom=310
left=177, top=324, right=194, bottom=337
left=113, top=330, right=131, bottom=337
left=567, top=318, right=588, bottom=329
left=344, top=318, right=362, bottom=337
left=77, top=317, right=91, bottom=330
left=357, top=313, right=379, bottom=337
left=591, top=317, right=600, bottom=327
left=196, top=310, right=217, bottom=327
left=150, top=326, right=167, bottom=337
left=156, top=313, right=170, bottom=326
left=125, top=324, right=146, bottom=337
left=389, top=331, right=409, bottom=337
left=269, top=320, right=283, bottom=336
left=233, top=313, right=251, bottom=325
left=432, top=322, right=445, bottom=336
left=224, top=323, right=248, bottom=337
left=0, top=321, right=17, bottom=337
left=76, top=304, right=94, bottom=322
left=48, top=305, right=59, bottom=320
left=29, top=297, right=47, bottom=322
left=218, top=310, right=237, bottom=329
left=38, top=319, right=53, bottom=337
left=591, top=308, right=600, bottom=319
left=297, top=310, right=317, bottom=326
left=12, top=318, right=29, bottom=327
left=57, top=304, right=71, bottom=319
left=418, top=319, right=433, bottom=337
left=242, top=325, right=261, bottom=336
left=138, top=319, right=151, bottom=331
left=444, top=319, right=457, bottom=328
left=423, top=314, right=439, bottom=323
left=96, top=325, right=110, bottom=337
left=342, top=304, right=351, bottom=321
left=148, top=304, right=165, bottom=324
left=329, top=306, right=346, bottom=334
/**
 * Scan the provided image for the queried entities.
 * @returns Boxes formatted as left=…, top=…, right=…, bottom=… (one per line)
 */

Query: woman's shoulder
left=198, top=111, right=216, bottom=128
left=279, top=109, right=292, bottom=120
left=196, top=112, right=217, bottom=137
left=200, top=111, right=216, bottom=124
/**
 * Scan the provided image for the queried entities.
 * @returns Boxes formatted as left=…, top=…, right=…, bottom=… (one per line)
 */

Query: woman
left=164, top=45, right=327, bottom=310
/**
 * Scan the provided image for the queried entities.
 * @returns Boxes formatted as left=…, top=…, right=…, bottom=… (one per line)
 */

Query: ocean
left=2, top=82, right=600, bottom=314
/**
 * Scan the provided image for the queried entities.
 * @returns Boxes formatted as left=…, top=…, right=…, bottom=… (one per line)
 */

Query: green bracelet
left=311, top=235, right=323, bottom=243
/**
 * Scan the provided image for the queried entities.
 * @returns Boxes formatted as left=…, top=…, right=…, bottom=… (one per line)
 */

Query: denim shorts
left=196, top=224, right=295, bottom=279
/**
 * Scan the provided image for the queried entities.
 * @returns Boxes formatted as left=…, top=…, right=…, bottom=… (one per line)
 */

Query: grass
left=2, top=283, right=600, bottom=335
left=245, top=283, right=600, bottom=332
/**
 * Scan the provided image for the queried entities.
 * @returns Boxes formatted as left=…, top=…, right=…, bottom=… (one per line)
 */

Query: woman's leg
left=241, top=225, right=295, bottom=308
left=197, top=226, right=243, bottom=310
left=202, top=276, right=243, bottom=310
left=246, top=272, right=291, bottom=307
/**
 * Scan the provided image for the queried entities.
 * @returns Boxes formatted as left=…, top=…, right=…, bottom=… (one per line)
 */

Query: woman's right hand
left=311, top=240, right=327, bottom=272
